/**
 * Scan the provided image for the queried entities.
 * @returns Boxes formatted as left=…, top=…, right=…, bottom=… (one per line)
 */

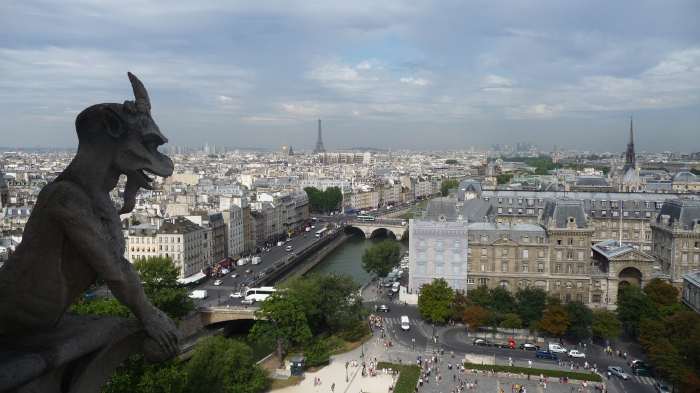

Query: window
left=501, top=248, right=509, bottom=257
left=499, top=280, right=509, bottom=288
left=522, top=249, right=529, bottom=259
left=537, top=263, right=544, bottom=273
left=538, top=249, right=545, bottom=258
left=556, top=239, right=562, bottom=245
left=521, top=263, right=528, bottom=273
left=467, top=278, right=475, bottom=284
left=556, top=250, right=563, bottom=260
left=555, top=264, right=561, bottom=273
left=577, top=251, right=584, bottom=261
left=478, top=278, right=488, bottom=286
left=592, top=294, right=601, bottom=303
left=502, top=262, right=508, bottom=272
left=481, top=263, right=486, bottom=272
left=481, top=248, right=487, bottom=256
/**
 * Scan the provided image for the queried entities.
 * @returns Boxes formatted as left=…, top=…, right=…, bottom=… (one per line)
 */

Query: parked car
left=568, top=350, right=586, bottom=358
left=472, top=338, right=493, bottom=347
left=245, top=269, right=253, bottom=274
left=230, top=273, right=238, bottom=278
left=519, top=343, right=539, bottom=351
left=213, top=279, right=222, bottom=286
left=654, top=381, right=671, bottom=393
left=633, top=367, right=652, bottom=376
left=241, top=298, right=255, bottom=305
left=535, top=350, right=558, bottom=361
left=607, top=366, right=630, bottom=380
left=630, top=359, right=649, bottom=369
left=376, top=304, right=390, bottom=313
left=285, top=245, right=293, bottom=252
left=548, top=343, right=568, bottom=353
left=229, top=291, right=243, bottom=298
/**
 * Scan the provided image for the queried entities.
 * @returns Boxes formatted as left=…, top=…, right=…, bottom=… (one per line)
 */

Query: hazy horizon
left=1, top=1, right=699, bottom=152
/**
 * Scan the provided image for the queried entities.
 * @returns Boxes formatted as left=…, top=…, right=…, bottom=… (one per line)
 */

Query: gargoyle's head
left=74, top=72, right=174, bottom=214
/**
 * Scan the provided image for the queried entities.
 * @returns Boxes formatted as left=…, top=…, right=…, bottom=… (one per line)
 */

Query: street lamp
left=412, top=337, right=415, bottom=351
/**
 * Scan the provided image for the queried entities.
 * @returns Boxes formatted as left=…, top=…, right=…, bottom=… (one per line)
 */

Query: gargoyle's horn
left=127, top=72, right=151, bottom=111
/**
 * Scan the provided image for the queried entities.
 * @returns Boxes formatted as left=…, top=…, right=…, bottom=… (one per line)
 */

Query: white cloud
left=480, top=75, right=514, bottom=91
left=217, top=95, right=233, bottom=103
left=399, top=76, right=430, bottom=86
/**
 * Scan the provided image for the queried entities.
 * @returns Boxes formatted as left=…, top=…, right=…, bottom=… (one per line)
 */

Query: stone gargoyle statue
left=0, top=73, right=179, bottom=360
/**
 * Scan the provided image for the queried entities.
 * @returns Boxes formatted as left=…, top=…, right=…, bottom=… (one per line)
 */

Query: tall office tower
left=314, top=119, right=326, bottom=153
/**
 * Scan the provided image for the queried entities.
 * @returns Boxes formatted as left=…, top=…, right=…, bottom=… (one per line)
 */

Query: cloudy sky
left=1, top=1, right=699, bottom=151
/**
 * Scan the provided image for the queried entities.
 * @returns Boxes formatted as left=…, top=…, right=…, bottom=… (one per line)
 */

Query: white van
left=548, top=343, right=567, bottom=353
left=400, top=315, right=410, bottom=331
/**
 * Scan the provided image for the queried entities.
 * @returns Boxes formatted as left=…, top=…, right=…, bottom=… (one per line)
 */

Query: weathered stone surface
left=0, top=73, right=179, bottom=391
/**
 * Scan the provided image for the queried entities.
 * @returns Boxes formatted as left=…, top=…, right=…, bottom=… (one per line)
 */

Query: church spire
left=623, top=116, right=636, bottom=172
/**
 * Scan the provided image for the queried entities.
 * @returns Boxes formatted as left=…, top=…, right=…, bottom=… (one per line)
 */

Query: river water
left=308, top=232, right=408, bottom=287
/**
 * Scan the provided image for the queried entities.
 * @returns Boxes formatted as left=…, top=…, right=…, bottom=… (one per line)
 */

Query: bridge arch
left=369, top=227, right=398, bottom=240
left=344, top=226, right=367, bottom=238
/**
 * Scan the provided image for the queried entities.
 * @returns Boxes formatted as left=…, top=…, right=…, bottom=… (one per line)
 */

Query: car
left=472, top=338, right=493, bottom=347
left=213, top=279, right=222, bottom=286
left=535, top=350, right=558, bottom=361
left=241, top=298, right=255, bottom=305
left=519, top=343, right=539, bottom=351
left=285, top=245, right=293, bottom=252
left=654, top=381, right=671, bottom=393
left=229, top=291, right=243, bottom=298
left=245, top=269, right=253, bottom=274
left=376, top=304, right=390, bottom=312
left=230, top=273, right=238, bottom=278
left=607, top=366, right=630, bottom=380
left=568, top=350, right=586, bottom=358
left=548, top=343, right=568, bottom=353
left=630, top=359, right=649, bottom=369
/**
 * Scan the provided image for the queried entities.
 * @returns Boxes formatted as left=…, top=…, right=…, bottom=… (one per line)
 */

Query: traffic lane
left=606, top=373, right=655, bottom=393
left=367, top=302, right=429, bottom=349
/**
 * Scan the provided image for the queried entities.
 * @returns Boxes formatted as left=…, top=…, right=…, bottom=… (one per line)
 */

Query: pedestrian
left=331, top=382, right=335, bottom=392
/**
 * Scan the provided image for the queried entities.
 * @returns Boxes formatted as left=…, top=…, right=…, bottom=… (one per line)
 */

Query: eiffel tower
left=314, top=119, right=326, bottom=153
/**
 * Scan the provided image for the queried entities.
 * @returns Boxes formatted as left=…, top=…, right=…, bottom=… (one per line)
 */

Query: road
left=190, top=218, right=341, bottom=308
left=367, top=297, right=657, bottom=393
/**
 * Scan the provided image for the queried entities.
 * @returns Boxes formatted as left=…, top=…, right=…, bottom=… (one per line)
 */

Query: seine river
left=308, top=232, right=408, bottom=287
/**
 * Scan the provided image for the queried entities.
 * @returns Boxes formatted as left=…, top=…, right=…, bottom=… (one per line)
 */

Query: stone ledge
left=0, top=314, right=149, bottom=393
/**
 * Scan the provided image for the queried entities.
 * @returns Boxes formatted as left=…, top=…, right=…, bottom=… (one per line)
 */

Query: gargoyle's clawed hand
left=142, top=308, right=180, bottom=359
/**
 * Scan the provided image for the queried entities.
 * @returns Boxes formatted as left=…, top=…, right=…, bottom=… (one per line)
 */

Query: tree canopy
left=303, top=186, right=343, bottom=213
left=134, top=256, right=194, bottom=320
left=185, top=337, right=269, bottom=393
left=440, top=179, right=459, bottom=196
left=538, top=305, right=570, bottom=338
left=462, top=305, right=491, bottom=333
left=417, top=278, right=455, bottom=324
left=591, top=309, right=622, bottom=341
left=617, top=285, right=658, bottom=338
left=564, top=301, right=593, bottom=341
left=514, top=287, right=547, bottom=328
left=361, top=240, right=401, bottom=277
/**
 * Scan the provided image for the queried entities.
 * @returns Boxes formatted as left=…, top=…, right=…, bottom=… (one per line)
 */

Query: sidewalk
left=274, top=339, right=396, bottom=393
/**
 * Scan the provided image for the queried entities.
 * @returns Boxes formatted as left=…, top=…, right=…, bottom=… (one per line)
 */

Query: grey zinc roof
left=575, top=176, right=609, bottom=187
left=423, top=197, right=458, bottom=221
left=462, top=199, right=492, bottom=222
left=540, top=199, right=587, bottom=229
left=592, top=239, right=635, bottom=259
left=655, top=199, right=700, bottom=230
left=159, top=217, right=202, bottom=234
left=673, top=171, right=698, bottom=182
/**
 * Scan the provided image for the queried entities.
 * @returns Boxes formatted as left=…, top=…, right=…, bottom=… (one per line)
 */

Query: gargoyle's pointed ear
left=128, top=72, right=151, bottom=111
left=103, top=107, right=125, bottom=139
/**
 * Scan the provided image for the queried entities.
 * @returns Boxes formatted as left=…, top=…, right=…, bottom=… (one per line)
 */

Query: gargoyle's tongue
left=119, top=170, right=152, bottom=214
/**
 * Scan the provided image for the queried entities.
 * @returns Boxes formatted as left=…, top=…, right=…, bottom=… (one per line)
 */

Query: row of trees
left=617, top=280, right=700, bottom=390
left=249, top=274, right=367, bottom=367
left=303, top=186, right=343, bottom=213
left=440, top=179, right=459, bottom=197
left=417, top=279, right=621, bottom=343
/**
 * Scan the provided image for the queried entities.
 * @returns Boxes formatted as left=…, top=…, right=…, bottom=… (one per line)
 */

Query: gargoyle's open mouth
left=135, top=169, right=155, bottom=190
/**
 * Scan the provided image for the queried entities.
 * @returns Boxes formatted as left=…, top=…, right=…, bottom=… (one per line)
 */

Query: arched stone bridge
left=345, top=218, right=408, bottom=240
left=198, top=306, right=261, bottom=326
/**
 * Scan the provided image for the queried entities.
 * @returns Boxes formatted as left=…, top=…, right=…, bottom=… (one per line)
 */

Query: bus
left=357, top=215, right=376, bottom=222
left=315, top=227, right=328, bottom=237
left=244, top=286, right=277, bottom=302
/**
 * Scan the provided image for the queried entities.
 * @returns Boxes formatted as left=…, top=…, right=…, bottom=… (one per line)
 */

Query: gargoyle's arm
left=48, top=184, right=155, bottom=322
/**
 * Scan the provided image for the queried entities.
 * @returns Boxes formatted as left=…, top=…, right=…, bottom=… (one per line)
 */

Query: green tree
left=137, top=362, right=187, bottom=393
left=466, top=285, right=491, bottom=308
left=71, top=297, right=131, bottom=318
left=185, top=336, right=269, bottom=393
left=133, top=256, right=194, bottom=320
left=462, top=305, right=491, bottom=333
left=564, top=301, right=593, bottom=341
left=538, top=305, right=570, bottom=338
left=515, top=287, right=547, bottom=328
left=591, top=309, right=622, bottom=341
left=643, top=278, right=679, bottom=307
left=499, top=313, right=523, bottom=330
left=361, top=240, right=401, bottom=277
left=249, top=293, right=312, bottom=364
left=496, top=173, right=513, bottom=185
left=445, top=159, right=459, bottom=165
left=440, top=179, right=459, bottom=196
left=417, top=278, right=455, bottom=324
left=303, top=186, right=343, bottom=213
left=489, top=286, right=516, bottom=314
left=284, top=274, right=364, bottom=335
left=617, top=285, right=658, bottom=338
left=451, top=290, right=470, bottom=322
